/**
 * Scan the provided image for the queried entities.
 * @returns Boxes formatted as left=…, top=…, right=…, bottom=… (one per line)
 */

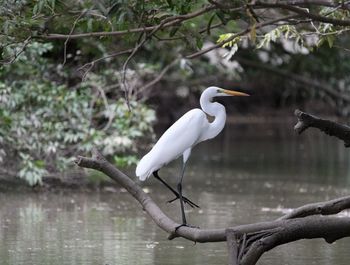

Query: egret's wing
left=153, top=108, right=207, bottom=158
left=135, top=109, right=207, bottom=180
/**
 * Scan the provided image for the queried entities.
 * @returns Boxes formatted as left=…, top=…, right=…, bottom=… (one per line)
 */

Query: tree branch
left=77, top=48, right=133, bottom=80
left=62, top=10, right=87, bottom=66
left=275, top=0, right=350, bottom=9
left=226, top=229, right=240, bottom=265
left=294, top=109, right=350, bottom=147
left=240, top=217, right=350, bottom=265
left=43, top=5, right=216, bottom=40
left=279, top=195, right=350, bottom=220
left=75, top=149, right=225, bottom=243
left=186, top=14, right=299, bottom=59
left=253, top=1, right=350, bottom=26
left=76, top=150, right=350, bottom=265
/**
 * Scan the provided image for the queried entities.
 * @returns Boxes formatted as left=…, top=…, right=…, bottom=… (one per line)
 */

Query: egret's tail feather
left=135, top=156, right=153, bottom=181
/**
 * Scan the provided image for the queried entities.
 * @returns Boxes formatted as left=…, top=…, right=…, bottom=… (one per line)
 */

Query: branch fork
left=75, top=141, right=350, bottom=265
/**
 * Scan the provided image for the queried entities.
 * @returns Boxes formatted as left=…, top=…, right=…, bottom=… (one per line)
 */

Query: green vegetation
left=1, top=1, right=350, bottom=185
left=0, top=41, right=155, bottom=185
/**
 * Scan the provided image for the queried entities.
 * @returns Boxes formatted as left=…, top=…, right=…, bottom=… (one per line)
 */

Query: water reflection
left=1, top=122, right=350, bottom=265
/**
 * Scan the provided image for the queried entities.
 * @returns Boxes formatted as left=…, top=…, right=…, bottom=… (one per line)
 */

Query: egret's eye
left=217, top=89, right=222, bottom=93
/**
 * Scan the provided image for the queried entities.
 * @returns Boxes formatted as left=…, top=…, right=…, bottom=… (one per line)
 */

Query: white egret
left=136, top=86, right=249, bottom=228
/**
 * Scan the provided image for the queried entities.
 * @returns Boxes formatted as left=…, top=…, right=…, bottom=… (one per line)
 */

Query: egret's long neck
left=200, top=91, right=227, bottom=141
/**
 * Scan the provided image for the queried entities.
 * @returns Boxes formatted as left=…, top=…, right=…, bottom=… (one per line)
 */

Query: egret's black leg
left=153, top=171, right=178, bottom=196
left=177, top=162, right=188, bottom=226
left=177, top=185, right=187, bottom=225
left=153, top=171, right=199, bottom=208
left=174, top=163, right=200, bottom=231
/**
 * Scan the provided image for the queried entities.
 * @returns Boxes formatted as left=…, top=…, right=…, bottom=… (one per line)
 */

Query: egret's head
left=205, top=86, right=250, bottom=97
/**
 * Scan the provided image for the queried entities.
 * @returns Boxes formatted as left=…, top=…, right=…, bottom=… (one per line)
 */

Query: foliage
left=1, top=0, right=350, bottom=185
left=0, top=42, right=155, bottom=185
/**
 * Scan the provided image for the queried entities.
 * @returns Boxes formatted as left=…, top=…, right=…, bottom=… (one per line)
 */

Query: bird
left=135, top=86, right=249, bottom=229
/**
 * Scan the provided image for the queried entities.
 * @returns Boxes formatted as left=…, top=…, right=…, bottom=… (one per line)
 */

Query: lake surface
left=1, top=121, right=350, bottom=265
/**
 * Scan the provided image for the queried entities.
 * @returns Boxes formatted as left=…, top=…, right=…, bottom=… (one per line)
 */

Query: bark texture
left=75, top=147, right=350, bottom=265
left=294, top=109, right=350, bottom=146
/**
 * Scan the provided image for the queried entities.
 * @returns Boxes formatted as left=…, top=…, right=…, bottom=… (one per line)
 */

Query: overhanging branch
left=294, top=109, right=350, bottom=146
left=252, top=1, right=350, bottom=26
left=43, top=5, right=216, bottom=40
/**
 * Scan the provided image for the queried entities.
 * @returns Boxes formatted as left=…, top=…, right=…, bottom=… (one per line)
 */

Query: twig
left=93, top=85, right=115, bottom=131
left=121, top=33, right=148, bottom=110
left=118, top=5, right=217, bottom=109
left=77, top=48, right=133, bottom=80
left=0, top=36, right=32, bottom=65
left=63, top=10, right=87, bottom=66
left=186, top=14, right=298, bottom=59
left=136, top=58, right=179, bottom=96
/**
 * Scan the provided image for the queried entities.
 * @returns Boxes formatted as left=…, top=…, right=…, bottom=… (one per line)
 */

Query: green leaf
left=33, top=4, right=39, bottom=15
left=34, top=160, right=45, bottom=168
left=196, top=37, right=203, bottom=49
left=217, top=34, right=240, bottom=48
left=326, top=35, right=335, bottom=48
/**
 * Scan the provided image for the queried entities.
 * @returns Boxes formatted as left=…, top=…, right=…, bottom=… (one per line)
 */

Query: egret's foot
left=167, top=196, right=200, bottom=208
left=175, top=223, right=199, bottom=232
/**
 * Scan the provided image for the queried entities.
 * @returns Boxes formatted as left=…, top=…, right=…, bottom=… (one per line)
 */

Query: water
left=1, top=121, right=350, bottom=265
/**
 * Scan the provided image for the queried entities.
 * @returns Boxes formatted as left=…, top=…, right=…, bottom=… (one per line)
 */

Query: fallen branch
left=76, top=149, right=350, bottom=265
left=294, top=109, right=350, bottom=147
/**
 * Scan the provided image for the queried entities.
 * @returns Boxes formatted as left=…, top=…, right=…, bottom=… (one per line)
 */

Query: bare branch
left=121, top=34, right=147, bottom=110
left=75, top=151, right=350, bottom=242
left=294, top=109, right=350, bottom=147
left=136, top=58, right=179, bottom=96
left=63, top=10, right=87, bottom=66
left=77, top=48, right=133, bottom=80
left=74, top=150, right=225, bottom=243
left=240, top=217, right=350, bottom=265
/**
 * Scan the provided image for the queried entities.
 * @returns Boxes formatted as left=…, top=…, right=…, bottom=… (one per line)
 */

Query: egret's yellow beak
left=222, top=89, right=249, bottom=96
